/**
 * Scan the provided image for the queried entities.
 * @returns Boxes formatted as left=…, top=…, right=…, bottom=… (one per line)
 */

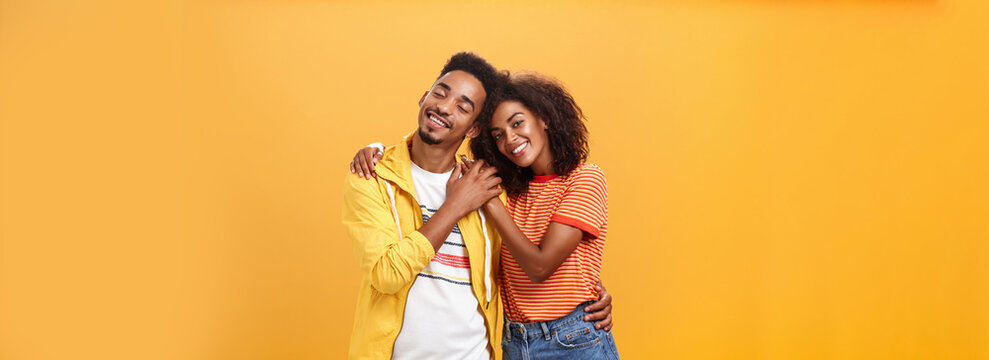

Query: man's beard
left=418, top=127, right=443, bottom=145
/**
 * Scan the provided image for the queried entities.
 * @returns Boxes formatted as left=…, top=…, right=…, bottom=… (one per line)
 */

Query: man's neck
left=410, top=134, right=460, bottom=173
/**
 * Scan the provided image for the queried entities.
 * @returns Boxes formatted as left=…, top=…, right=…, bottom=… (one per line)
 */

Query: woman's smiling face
left=489, top=100, right=554, bottom=174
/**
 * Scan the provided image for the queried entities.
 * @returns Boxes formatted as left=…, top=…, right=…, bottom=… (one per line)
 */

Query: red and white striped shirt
left=501, top=164, right=609, bottom=322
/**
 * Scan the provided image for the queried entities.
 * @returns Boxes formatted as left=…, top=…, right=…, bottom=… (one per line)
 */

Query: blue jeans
left=501, top=301, right=620, bottom=360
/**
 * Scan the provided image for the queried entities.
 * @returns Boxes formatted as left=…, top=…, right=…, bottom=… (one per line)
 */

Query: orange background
left=1, top=0, right=987, bottom=359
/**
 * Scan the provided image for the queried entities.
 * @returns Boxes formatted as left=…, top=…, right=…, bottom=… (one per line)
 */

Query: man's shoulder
left=342, top=171, right=386, bottom=196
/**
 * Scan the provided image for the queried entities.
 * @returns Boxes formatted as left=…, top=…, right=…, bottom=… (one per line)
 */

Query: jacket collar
left=375, top=132, right=473, bottom=195
left=374, top=132, right=415, bottom=196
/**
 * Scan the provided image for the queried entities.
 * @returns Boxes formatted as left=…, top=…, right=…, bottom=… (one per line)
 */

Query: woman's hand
left=458, top=155, right=476, bottom=171
left=415, top=159, right=502, bottom=252
left=444, top=159, right=502, bottom=217
left=349, top=143, right=384, bottom=179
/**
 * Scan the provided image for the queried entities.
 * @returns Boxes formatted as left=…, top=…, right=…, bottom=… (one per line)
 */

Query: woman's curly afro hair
left=470, top=72, right=589, bottom=196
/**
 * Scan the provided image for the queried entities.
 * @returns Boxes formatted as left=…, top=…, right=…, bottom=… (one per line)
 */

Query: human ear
left=418, top=91, right=428, bottom=106
left=466, top=123, right=480, bottom=138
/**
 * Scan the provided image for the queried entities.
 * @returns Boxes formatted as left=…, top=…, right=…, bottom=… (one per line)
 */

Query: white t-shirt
left=391, top=162, right=490, bottom=360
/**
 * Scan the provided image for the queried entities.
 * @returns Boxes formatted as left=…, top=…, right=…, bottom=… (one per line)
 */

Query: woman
left=469, top=72, right=618, bottom=359
left=351, top=72, right=618, bottom=359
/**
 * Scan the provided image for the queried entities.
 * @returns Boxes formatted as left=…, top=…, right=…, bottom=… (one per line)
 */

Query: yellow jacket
left=342, top=133, right=504, bottom=359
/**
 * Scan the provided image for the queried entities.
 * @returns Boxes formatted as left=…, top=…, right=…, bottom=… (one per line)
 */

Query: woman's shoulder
left=564, top=163, right=607, bottom=185
left=570, top=163, right=605, bottom=176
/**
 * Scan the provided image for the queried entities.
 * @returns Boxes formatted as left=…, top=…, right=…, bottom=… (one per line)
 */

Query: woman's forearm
left=483, top=200, right=549, bottom=282
left=483, top=199, right=581, bottom=283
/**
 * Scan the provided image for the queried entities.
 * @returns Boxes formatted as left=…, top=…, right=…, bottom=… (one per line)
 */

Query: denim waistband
left=504, top=301, right=595, bottom=341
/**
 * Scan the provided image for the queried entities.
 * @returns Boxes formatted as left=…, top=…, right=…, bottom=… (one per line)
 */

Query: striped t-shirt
left=392, top=162, right=489, bottom=360
left=501, top=163, right=609, bottom=322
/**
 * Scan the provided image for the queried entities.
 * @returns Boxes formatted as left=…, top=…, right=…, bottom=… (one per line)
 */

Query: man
left=342, top=52, right=611, bottom=359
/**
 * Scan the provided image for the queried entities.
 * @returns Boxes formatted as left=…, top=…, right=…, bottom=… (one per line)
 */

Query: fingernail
left=358, top=172, right=363, bottom=177
left=596, top=324, right=601, bottom=329
left=584, top=316, right=589, bottom=321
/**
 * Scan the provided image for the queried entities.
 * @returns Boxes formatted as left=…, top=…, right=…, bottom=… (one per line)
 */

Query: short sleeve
left=550, top=165, right=608, bottom=240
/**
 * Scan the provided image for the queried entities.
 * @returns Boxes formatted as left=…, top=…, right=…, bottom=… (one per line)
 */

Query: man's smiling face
left=416, top=70, right=486, bottom=145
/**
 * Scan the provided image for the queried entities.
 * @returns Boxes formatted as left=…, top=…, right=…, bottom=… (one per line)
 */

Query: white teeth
left=512, top=142, right=527, bottom=154
left=429, top=115, right=446, bottom=128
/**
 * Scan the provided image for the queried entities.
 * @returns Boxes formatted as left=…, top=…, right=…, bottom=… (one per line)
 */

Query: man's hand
left=445, top=159, right=502, bottom=217
left=349, top=144, right=384, bottom=179
left=460, top=156, right=505, bottom=212
left=583, top=280, right=613, bottom=331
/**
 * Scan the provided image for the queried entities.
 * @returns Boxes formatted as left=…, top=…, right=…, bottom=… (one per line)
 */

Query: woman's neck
left=530, top=151, right=555, bottom=176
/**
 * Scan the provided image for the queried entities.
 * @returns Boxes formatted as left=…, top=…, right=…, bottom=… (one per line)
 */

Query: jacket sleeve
left=342, top=172, right=435, bottom=294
